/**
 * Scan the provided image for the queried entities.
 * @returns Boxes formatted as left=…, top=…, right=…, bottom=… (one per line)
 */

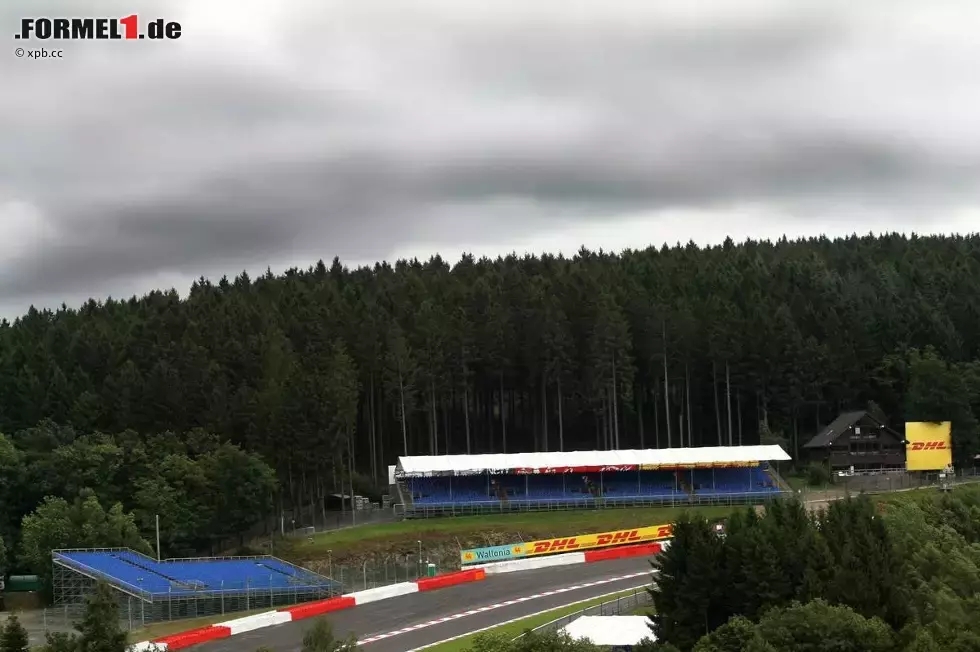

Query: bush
left=805, top=463, right=831, bottom=487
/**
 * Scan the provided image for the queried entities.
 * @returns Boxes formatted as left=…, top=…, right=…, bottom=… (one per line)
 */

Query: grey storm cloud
left=2, top=0, right=979, bottom=315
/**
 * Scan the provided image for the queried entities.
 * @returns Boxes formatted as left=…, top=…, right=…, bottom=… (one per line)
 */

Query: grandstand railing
left=403, top=490, right=786, bottom=518
left=52, top=551, right=154, bottom=602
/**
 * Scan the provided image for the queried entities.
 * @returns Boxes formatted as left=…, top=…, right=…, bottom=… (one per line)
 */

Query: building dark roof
left=803, top=411, right=869, bottom=449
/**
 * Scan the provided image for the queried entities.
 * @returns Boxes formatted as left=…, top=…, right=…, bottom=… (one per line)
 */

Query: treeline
left=0, top=423, right=276, bottom=588
left=2, top=234, right=980, bottom=521
left=648, top=488, right=980, bottom=651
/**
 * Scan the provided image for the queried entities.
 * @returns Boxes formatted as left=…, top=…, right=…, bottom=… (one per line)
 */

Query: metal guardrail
left=404, top=491, right=787, bottom=518
left=513, top=586, right=653, bottom=641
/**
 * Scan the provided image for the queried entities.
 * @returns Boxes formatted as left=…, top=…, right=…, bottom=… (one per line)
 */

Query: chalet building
left=803, top=411, right=905, bottom=473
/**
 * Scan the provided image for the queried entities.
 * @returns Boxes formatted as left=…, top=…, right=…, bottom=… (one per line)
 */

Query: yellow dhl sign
left=524, top=523, right=673, bottom=557
left=905, top=421, right=953, bottom=472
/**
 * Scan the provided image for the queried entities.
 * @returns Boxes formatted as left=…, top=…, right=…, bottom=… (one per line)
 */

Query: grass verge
left=285, top=505, right=736, bottom=562
left=423, top=587, right=653, bottom=651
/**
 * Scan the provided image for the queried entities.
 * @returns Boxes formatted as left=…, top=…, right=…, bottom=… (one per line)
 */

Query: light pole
left=328, top=550, right=332, bottom=580
left=417, top=540, right=422, bottom=577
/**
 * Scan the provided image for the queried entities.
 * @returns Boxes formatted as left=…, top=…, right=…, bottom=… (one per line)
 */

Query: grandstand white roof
left=561, top=616, right=655, bottom=646
left=396, top=445, right=789, bottom=476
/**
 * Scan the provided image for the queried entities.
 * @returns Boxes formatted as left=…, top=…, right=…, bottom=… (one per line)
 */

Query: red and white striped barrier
left=126, top=541, right=666, bottom=651
left=127, top=568, right=487, bottom=651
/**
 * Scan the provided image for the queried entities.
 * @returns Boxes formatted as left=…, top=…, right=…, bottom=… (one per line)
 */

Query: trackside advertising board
left=460, top=523, right=673, bottom=565
left=905, top=421, right=953, bottom=471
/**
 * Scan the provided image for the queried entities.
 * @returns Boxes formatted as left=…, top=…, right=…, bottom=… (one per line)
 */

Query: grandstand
left=51, top=548, right=338, bottom=624
left=394, top=446, right=791, bottom=517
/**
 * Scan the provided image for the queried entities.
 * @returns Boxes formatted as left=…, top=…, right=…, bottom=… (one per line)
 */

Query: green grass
left=285, top=505, right=737, bottom=562
left=423, top=588, right=651, bottom=651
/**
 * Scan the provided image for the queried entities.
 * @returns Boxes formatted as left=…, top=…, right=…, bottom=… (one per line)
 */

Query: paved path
left=194, top=557, right=653, bottom=652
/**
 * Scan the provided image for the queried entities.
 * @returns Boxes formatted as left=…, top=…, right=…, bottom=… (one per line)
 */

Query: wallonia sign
left=460, top=523, right=673, bottom=565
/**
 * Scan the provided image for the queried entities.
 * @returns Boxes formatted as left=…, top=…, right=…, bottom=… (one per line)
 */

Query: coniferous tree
left=74, top=581, right=127, bottom=652
left=0, top=615, right=30, bottom=652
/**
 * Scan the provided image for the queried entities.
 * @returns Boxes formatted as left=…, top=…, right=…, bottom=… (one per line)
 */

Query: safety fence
left=513, top=586, right=653, bottom=640
left=403, top=490, right=784, bottom=519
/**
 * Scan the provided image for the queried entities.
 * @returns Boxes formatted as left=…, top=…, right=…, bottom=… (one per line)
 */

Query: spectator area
left=53, top=549, right=336, bottom=598
left=396, top=445, right=791, bottom=510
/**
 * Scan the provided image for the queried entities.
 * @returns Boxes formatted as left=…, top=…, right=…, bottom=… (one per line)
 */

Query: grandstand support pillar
left=525, top=475, right=528, bottom=497
left=221, top=582, right=224, bottom=614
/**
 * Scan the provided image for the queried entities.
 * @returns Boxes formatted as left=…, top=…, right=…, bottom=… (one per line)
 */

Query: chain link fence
left=304, top=555, right=431, bottom=594
left=514, top=587, right=652, bottom=641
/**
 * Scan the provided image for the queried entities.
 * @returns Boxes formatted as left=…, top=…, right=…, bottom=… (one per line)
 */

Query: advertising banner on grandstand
left=462, top=523, right=673, bottom=564
left=640, top=461, right=758, bottom=470
left=905, top=421, right=953, bottom=471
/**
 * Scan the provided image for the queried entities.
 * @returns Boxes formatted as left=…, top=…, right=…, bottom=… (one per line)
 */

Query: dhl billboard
left=905, top=421, right=952, bottom=471
left=460, top=523, right=673, bottom=565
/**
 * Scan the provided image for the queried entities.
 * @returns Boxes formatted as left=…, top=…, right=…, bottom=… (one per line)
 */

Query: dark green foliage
left=466, top=630, right=602, bottom=651
left=648, top=513, right=727, bottom=650
left=74, top=581, right=128, bottom=652
left=19, top=490, right=151, bottom=601
left=695, top=600, right=894, bottom=652
left=2, top=236, right=980, bottom=586
left=37, top=632, right=78, bottom=652
left=0, top=236, right=979, bottom=526
left=651, top=489, right=980, bottom=651
left=804, top=462, right=830, bottom=487
left=299, top=619, right=357, bottom=652
left=0, top=615, right=30, bottom=652
left=34, top=581, right=129, bottom=652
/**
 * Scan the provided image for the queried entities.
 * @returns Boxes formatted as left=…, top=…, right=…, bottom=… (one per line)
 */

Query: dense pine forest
left=2, top=233, right=980, bottom=553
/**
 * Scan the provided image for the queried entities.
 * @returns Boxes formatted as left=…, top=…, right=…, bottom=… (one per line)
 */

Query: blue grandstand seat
left=53, top=549, right=336, bottom=597
left=407, top=465, right=783, bottom=508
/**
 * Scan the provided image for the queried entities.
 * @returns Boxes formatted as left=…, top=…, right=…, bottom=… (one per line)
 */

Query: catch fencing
left=823, top=467, right=979, bottom=494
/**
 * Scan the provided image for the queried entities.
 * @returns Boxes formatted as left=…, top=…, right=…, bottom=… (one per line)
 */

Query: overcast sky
left=3, top=0, right=979, bottom=319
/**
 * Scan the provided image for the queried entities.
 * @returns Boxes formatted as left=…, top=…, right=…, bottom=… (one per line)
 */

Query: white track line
left=357, top=571, right=650, bottom=646
left=399, top=584, right=651, bottom=652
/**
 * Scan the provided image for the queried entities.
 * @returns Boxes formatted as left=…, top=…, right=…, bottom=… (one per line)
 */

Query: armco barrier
left=477, top=551, right=587, bottom=575
left=219, top=610, right=292, bottom=635
left=416, top=568, right=486, bottom=591
left=346, top=581, right=419, bottom=605
left=152, top=625, right=231, bottom=650
left=280, top=595, right=356, bottom=620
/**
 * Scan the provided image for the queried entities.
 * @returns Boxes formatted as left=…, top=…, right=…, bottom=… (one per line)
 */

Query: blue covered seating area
left=396, top=446, right=791, bottom=517
left=53, top=548, right=337, bottom=598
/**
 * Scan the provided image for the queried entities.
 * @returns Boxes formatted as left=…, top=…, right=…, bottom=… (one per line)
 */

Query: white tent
left=561, top=615, right=655, bottom=646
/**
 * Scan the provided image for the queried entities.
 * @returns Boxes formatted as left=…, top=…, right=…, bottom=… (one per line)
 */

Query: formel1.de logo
left=15, top=16, right=181, bottom=40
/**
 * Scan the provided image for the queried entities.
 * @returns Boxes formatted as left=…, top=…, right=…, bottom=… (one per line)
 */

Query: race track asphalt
left=195, top=557, right=654, bottom=652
